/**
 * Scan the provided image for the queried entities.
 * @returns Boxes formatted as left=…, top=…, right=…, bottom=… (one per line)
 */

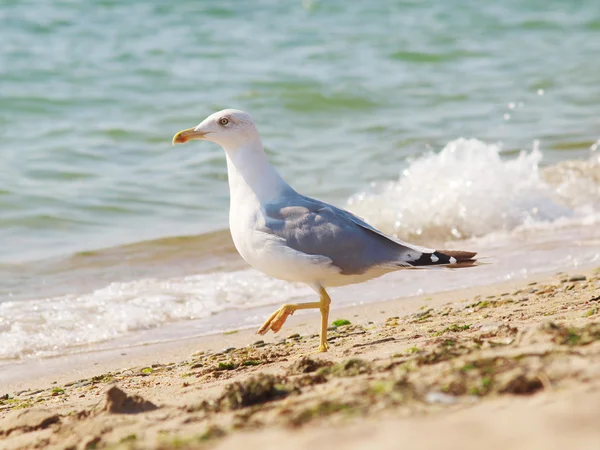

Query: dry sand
left=2, top=267, right=600, bottom=450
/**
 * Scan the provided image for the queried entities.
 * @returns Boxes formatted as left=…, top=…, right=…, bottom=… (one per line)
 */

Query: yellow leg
left=318, top=287, right=331, bottom=352
left=257, top=301, right=320, bottom=335
left=257, top=286, right=332, bottom=353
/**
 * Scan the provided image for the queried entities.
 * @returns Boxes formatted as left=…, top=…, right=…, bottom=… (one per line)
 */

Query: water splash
left=347, top=138, right=600, bottom=241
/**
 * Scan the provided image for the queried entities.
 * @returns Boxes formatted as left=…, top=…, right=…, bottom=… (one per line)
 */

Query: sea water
left=1, top=0, right=599, bottom=360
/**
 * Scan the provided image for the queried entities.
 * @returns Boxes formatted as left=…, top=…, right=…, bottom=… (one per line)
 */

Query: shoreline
left=5, top=221, right=600, bottom=364
left=1, top=265, right=597, bottom=391
left=2, top=266, right=599, bottom=449
left=0, top=264, right=590, bottom=391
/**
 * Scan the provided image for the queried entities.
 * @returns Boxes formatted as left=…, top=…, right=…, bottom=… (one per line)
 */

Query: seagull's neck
left=224, top=140, right=292, bottom=205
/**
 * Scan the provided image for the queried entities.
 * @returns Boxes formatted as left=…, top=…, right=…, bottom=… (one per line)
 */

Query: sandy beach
left=2, top=266, right=599, bottom=450
left=4, top=1, right=600, bottom=449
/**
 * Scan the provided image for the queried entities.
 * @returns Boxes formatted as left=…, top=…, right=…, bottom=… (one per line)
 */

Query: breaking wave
left=347, top=138, right=600, bottom=241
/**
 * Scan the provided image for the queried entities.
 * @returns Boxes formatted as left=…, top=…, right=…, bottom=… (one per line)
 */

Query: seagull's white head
left=172, top=109, right=261, bottom=151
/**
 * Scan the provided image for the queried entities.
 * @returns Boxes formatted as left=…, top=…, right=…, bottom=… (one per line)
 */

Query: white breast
left=222, top=142, right=347, bottom=287
left=229, top=200, right=339, bottom=285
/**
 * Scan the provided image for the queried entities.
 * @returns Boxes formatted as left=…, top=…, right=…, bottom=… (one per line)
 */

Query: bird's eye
left=219, top=117, right=229, bottom=126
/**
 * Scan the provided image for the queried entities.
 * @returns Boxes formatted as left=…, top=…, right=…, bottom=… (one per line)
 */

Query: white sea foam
left=0, top=270, right=311, bottom=359
left=347, top=138, right=600, bottom=241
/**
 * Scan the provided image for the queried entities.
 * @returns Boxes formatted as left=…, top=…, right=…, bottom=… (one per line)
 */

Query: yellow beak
left=172, top=128, right=207, bottom=145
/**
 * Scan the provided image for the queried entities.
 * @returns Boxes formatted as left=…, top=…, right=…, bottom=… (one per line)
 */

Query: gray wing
left=259, top=194, right=435, bottom=275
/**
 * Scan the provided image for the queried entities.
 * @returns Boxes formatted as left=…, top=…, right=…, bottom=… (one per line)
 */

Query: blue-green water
left=2, top=0, right=599, bottom=262
left=1, top=0, right=600, bottom=360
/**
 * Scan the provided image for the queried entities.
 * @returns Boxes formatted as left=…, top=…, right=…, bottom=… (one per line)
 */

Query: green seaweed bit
left=141, top=367, right=153, bottom=374
left=567, top=331, right=581, bottom=345
left=406, top=346, right=420, bottom=354
left=414, top=309, right=433, bottom=321
left=461, top=362, right=476, bottom=372
left=218, top=374, right=293, bottom=410
left=91, top=373, right=115, bottom=383
left=120, top=434, right=137, bottom=442
left=242, top=360, right=261, bottom=366
left=544, top=322, right=600, bottom=346
left=15, top=400, right=35, bottom=410
left=368, top=377, right=413, bottom=398
left=158, top=425, right=226, bottom=448
left=289, top=400, right=354, bottom=427
left=332, top=319, right=351, bottom=327
left=164, top=435, right=192, bottom=448
left=470, top=379, right=492, bottom=396
left=51, top=387, right=65, bottom=394
left=199, top=425, right=226, bottom=441
left=369, top=381, right=393, bottom=394
left=223, top=330, right=239, bottom=335
left=433, top=324, right=471, bottom=336
left=218, top=362, right=236, bottom=370
left=1, top=397, right=34, bottom=410
left=468, top=387, right=479, bottom=396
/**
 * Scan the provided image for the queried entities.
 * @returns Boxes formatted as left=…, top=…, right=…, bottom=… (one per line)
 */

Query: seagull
left=173, top=109, right=477, bottom=352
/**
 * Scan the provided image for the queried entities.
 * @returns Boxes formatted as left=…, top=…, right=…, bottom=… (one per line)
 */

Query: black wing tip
left=411, top=250, right=478, bottom=267
left=439, top=250, right=478, bottom=263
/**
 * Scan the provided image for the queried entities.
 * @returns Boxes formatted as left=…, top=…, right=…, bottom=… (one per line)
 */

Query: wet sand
left=2, top=267, right=599, bottom=450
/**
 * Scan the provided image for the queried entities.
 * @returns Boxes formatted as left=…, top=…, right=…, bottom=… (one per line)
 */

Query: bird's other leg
left=318, top=287, right=331, bottom=352
left=257, top=301, right=321, bottom=335
left=257, top=286, right=332, bottom=353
